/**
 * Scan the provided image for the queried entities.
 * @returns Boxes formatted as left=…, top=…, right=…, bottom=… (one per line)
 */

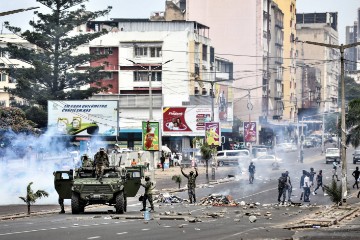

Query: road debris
left=249, top=215, right=257, bottom=223
left=155, top=192, right=184, bottom=203
left=199, top=194, right=239, bottom=206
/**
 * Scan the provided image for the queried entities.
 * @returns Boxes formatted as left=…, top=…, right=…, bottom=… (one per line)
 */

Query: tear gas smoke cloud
left=0, top=128, right=112, bottom=205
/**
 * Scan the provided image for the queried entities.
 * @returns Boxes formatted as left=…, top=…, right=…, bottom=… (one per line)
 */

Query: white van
left=216, top=150, right=250, bottom=166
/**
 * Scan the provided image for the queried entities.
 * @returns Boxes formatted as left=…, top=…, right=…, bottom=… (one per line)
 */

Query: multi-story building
left=268, top=2, right=284, bottom=120
left=273, top=0, right=297, bottom=122
left=345, top=21, right=358, bottom=72
left=0, top=34, right=33, bottom=107
left=296, top=12, right=340, bottom=113
left=75, top=19, right=233, bottom=150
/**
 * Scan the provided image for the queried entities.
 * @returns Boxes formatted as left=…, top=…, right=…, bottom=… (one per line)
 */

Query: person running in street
left=332, top=161, right=340, bottom=181
left=160, top=151, right=166, bottom=171
left=277, top=173, right=287, bottom=205
left=352, top=167, right=360, bottom=189
left=248, top=162, right=255, bottom=184
left=139, top=176, right=155, bottom=212
left=181, top=167, right=198, bottom=203
left=313, top=170, right=328, bottom=196
left=285, top=171, right=292, bottom=202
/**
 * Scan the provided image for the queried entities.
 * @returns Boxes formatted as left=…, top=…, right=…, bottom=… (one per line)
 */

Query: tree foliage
left=171, top=175, right=182, bottom=189
left=346, top=99, right=360, bottom=148
left=0, top=107, right=37, bottom=133
left=324, top=179, right=342, bottom=206
left=339, top=76, right=360, bottom=104
left=19, top=182, right=49, bottom=215
left=4, top=0, right=112, bottom=108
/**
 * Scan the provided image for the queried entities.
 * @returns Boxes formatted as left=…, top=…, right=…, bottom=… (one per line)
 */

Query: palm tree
left=324, top=179, right=342, bottom=206
left=200, top=142, right=212, bottom=176
left=19, top=182, right=49, bottom=215
left=171, top=175, right=182, bottom=189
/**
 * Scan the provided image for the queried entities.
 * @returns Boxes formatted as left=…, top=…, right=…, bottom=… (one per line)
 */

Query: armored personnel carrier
left=54, top=165, right=144, bottom=214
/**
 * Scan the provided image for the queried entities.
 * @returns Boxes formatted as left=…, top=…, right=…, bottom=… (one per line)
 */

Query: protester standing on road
left=139, top=176, right=155, bottom=212
left=300, top=170, right=306, bottom=201
left=181, top=167, right=198, bottom=203
left=352, top=167, right=360, bottom=189
left=93, top=147, right=109, bottom=180
left=277, top=173, right=287, bottom=205
left=160, top=151, right=166, bottom=171
left=313, top=170, right=327, bottom=196
left=248, top=162, right=255, bottom=184
left=309, top=167, right=316, bottom=187
left=285, top=171, right=292, bottom=202
left=303, top=172, right=311, bottom=202
left=332, top=161, right=340, bottom=181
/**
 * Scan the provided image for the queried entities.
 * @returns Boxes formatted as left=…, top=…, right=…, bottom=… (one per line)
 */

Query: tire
left=124, top=196, right=127, bottom=212
left=115, top=191, right=125, bottom=214
left=71, top=192, right=81, bottom=214
left=218, top=161, right=224, bottom=167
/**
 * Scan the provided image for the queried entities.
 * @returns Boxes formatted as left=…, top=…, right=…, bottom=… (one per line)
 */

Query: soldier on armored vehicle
left=93, top=147, right=110, bottom=180
left=54, top=162, right=145, bottom=214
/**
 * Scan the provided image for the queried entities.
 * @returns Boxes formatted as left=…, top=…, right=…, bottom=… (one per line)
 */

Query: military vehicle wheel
left=115, top=192, right=125, bottom=214
left=124, top=196, right=127, bottom=212
left=71, top=192, right=81, bottom=214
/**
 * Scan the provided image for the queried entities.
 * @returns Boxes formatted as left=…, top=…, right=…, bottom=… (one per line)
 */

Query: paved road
left=1, top=144, right=360, bottom=240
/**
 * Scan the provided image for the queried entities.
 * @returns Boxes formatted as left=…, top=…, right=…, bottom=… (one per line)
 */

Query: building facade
left=296, top=12, right=340, bottom=113
left=74, top=19, right=233, bottom=150
left=345, top=21, right=358, bottom=72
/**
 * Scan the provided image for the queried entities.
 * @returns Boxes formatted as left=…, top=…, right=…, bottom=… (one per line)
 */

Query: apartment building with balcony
left=296, top=12, right=340, bottom=113
left=73, top=19, right=233, bottom=150
left=0, top=34, right=33, bottom=107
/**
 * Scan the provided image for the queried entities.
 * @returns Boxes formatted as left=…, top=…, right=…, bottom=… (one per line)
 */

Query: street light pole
left=296, top=40, right=360, bottom=203
left=127, top=59, right=173, bottom=182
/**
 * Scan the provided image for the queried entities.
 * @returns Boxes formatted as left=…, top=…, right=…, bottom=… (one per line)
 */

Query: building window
left=134, top=47, right=148, bottom=57
left=0, top=73, right=6, bottom=82
left=202, top=44, right=208, bottom=61
left=104, top=47, right=113, bottom=55
left=150, top=47, right=162, bottom=57
left=102, top=72, right=113, bottom=80
left=133, top=71, right=161, bottom=81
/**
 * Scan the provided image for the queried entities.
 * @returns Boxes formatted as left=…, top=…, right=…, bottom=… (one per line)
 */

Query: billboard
left=142, top=121, right=160, bottom=151
left=48, top=100, right=118, bottom=136
left=162, top=107, right=211, bottom=136
left=244, top=121, right=257, bottom=143
left=205, top=122, right=221, bottom=146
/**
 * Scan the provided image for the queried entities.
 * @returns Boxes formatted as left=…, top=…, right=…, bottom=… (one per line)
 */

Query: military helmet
left=100, top=147, right=105, bottom=151
left=145, top=176, right=150, bottom=181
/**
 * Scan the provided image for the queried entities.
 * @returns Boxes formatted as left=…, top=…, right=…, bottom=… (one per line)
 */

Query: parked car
left=216, top=150, right=250, bottom=167
left=251, top=155, right=282, bottom=167
left=304, top=138, right=315, bottom=148
left=353, top=150, right=360, bottom=164
left=275, top=143, right=296, bottom=152
left=325, top=148, right=340, bottom=164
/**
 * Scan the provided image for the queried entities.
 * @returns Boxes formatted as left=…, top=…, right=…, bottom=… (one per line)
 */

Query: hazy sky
left=1, top=0, right=359, bottom=43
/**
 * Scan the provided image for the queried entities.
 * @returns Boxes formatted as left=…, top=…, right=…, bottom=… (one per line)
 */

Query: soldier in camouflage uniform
left=93, top=147, right=109, bottom=180
left=181, top=167, right=199, bottom=203
left=140, top=176, right=155, bottom=212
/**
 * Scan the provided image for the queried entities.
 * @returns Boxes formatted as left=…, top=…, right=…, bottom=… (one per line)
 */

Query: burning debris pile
left=155, top=192, right=184, bottom=203
left=199, top=194, right=239, bottom=206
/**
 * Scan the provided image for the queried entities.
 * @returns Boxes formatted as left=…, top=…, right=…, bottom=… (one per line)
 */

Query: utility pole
left=297, top=40, right=360, bottom=203
left=127, top=59, right=173, bottom=182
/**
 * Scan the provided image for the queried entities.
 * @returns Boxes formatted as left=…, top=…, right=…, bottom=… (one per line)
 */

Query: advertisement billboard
left=48, top=100, right=118, bottom=136
left=142, top=121, right=160, bottom=151
left=244, top=121, right=257, bottom=143
left=205, top=122, right=221, bottom=146
left=162, top=107, right=211, bottom=136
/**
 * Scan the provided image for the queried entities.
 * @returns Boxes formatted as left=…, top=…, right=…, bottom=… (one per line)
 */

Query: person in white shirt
left=332, top=161, right=340, bottom=181
left=303, top=172, right=311, bottom=202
